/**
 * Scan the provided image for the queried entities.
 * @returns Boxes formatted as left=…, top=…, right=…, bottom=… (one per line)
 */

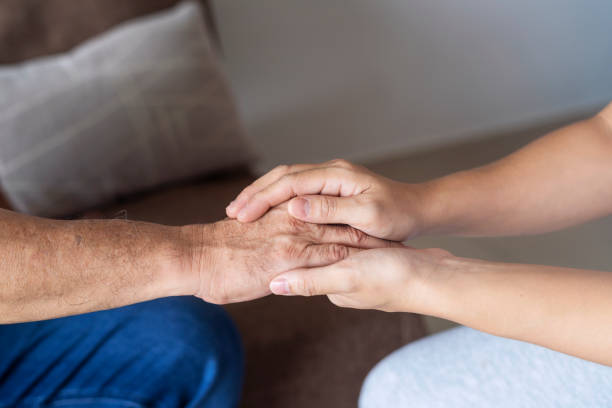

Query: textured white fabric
left=359, top=326, right=612, bottom=408
left=0, top=1, right=251, bottom=216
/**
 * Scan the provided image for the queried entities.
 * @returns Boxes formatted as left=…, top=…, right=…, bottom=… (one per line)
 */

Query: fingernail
left=270, top=278, right=291, bottom=295
left=289, top=197, right=310, bottom=218
left=226, top=200, right=237, bottom=213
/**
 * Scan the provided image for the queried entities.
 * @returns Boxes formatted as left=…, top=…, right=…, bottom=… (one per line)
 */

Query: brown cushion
left=0, top=191, right=10, bottom=210
left=95, top=172, right=426, bottom=408
left=0, top=0, right=215, bottom=64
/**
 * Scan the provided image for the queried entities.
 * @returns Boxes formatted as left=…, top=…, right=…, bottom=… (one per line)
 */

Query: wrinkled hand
left=184, top=203, right=398, bottom=304
left=226, top=159, right=428, bottom=241
left=268, top=246, right=452, bottom=313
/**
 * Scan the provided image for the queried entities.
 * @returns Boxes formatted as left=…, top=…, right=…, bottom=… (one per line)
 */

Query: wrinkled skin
left=184, top=203, right=398, bottom=304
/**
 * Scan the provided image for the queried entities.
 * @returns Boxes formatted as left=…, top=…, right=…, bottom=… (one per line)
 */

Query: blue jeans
left=0, top=297, right=244, bottom=408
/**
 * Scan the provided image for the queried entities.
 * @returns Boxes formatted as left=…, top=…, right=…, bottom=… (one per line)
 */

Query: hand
left=268, top=246, right=452, bottom=313
left=225, top=159, right=429, bottom=241
left=182, top=203, right=399, bottom=304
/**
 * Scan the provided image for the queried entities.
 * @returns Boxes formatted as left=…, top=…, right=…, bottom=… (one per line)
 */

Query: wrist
left=417, top=255, right=522, bottom=338
left=169, top=223, right=217, bottom=298
left=90, top=221, right=205, bottom=302
left=411, top=254, right=479, bottom=318
left=398, top=180, right=447, bottom=239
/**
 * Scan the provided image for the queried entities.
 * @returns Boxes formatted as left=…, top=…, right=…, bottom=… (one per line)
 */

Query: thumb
left=288, top=195, right=363, bottom=225
left=269, top=263, right=351, bottom=297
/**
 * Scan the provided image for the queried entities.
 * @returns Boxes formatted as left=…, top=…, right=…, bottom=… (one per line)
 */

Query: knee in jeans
left=117, top=297, right=244, bottom=406
left=144, top=297, right=243, bottom=374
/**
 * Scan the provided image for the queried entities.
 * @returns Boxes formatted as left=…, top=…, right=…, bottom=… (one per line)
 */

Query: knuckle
left=370, top=200, right=385, bottom=216
left=364, top=200, right=384, bottom=223
left=272, top=164, right=291, bottom=175
left=319, top=197, right=337, bottom=218
left=252, top=187, right=275, bottom=207
left=287, top=213, right=307, bottom=232
left=280, top=240, right=306, bottom=261
left=249, top=190, right=262, bottom=203
left=308, top=223, right=327, bottom=240
left=239, top=185, right=254, bottom=199
left=296, top=277, right=317, bottom=296
left=346, top=227, right=368, bottom=245
left=328, top=244, right=350, bottom=260
left=329, top=158, right=353, bottom=169
left=280, top=172, right=297, bottom=184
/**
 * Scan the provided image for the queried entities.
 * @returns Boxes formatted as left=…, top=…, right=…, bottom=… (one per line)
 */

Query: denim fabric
left=0, top=297, right=244, bottom=408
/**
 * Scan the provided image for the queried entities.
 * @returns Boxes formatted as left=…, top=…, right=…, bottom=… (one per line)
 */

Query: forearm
left=415, top=103, right=612, bottom=237
left=418, top=256, right=612, bottom=365
left=0, top=209, right=197, bottom=323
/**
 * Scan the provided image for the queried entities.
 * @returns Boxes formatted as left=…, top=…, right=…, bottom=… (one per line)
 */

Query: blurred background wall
left=212, top=0, right=612, bottom=172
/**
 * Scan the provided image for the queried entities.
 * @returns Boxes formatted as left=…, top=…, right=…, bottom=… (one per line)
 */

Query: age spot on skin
left=75, top=234, right=83, bottom=246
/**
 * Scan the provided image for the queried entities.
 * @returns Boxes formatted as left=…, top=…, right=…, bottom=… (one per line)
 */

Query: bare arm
left=425, top=257, right=612, bottom=365
left=0, top=209, right=192, bottom=323
left=229, top=102, right=612, bottom=365
left=422, top=102, right=612, bottom=236
left=270, top=247, right=612, bottom=365
left=227, top=102, right=612, bottom=240
left=0, top=205, right=392, bottom=323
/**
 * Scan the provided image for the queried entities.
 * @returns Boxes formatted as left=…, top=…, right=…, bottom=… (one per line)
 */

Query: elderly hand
left=226, top=159, right=431, bottom=241
left=267, top=246, right=452, bottom=313
left=181, top=203, right=399, bottom=304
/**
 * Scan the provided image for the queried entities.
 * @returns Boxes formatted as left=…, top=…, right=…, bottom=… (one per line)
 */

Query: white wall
left=213, top=1, right=612, bottom=172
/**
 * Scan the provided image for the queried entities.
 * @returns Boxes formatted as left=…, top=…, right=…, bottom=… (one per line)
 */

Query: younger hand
left=268, top=246, right=452, bottom=313
left=226, top=159, right=429, bottom=241
left=184, top=203, right=398, bottom=304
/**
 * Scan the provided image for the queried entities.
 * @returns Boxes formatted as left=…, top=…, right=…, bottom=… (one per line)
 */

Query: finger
left=226, top=163, right=319, bottom=217
left=313, top=224, right=403, bottom=249
left=299, top=244, right=361, bottom=268
left=269, top=262, right=354, bottom=296
left=236, top=167, right=360, bottom=222
left=229, top=159, right=352, bottom=216
left=288, top=195, right=372, bottom=227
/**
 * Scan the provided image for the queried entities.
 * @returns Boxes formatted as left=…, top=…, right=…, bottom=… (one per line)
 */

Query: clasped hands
left=185, top=159, right=451, bottom=314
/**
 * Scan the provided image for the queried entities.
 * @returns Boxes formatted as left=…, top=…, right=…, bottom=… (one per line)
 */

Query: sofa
left=0, top=1, right=426, bottom=406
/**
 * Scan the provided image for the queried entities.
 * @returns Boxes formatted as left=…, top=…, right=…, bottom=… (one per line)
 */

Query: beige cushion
left=0, top=1, right=251, bottom=217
